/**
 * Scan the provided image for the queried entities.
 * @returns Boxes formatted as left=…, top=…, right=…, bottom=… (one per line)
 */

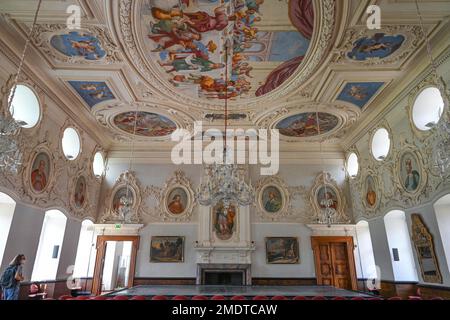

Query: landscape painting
left=150, top=236, right=184, bottom=263
left=68, top=81, right=115, bottom=108
left=265, top=237, right=299, bottom=264
left=337, top=82, right=384, bottom=109
left=276, top=112, right=339, bottom=138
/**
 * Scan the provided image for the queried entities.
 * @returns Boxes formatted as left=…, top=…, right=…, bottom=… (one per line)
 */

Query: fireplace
left=197, top=264, right=251, bottom=285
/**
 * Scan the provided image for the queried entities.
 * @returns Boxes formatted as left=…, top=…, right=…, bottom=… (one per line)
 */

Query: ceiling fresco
left=276, top=112, right=339, bottom=138
left=140, top=0, right=314, bottom=100
left=113, top=111, right=177, bottom=137
left=0, top=0, right=444, bottom=147
left=337, top=82, right=385, bottom=109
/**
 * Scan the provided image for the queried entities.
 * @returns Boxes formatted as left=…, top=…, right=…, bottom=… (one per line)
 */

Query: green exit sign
left=114, top=224, right=122, bottom=229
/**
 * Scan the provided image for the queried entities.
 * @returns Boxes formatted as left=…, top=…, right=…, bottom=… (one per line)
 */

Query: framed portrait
left=150, top=236, right=184, bottom=263
left=265, top=237, right=299, bottom=264
left=73, top=176, right=87, bottom=209
left=161, top=171, right=195, bottom=221
left=310, top=172, right=349, bottom=224
left=399, top=151, right=422, bottom=193
left=112, top=187, right=135, bottom=214
left=30, top=152, right=51, bottom=193
left=212, top=201, right=237, bottom=241
left=166, top=187, right=189, bottom=215
left=261, top=186, right=283, bottom=214
left=364, top=175, right=378, bottom=209
left=255, top=175, right=290, bottom=220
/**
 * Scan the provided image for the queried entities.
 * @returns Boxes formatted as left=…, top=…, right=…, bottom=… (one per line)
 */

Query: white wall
left=136, top=224, right=198, bottom=278
left=73, top=220, right=96, bottom=278
left=355, top=220, right=376, bottom=280
left=251, top=223, right=315, bottom=278
left=31, top=210, right=68, bottom=281
left=0, top=203, right=45, bottom=281
left=383, top=210, right=418, bottom=282
left=0, top=193, right=16, bottom=264
left=56, top=218, right=82, bottom=280
left=368, top=217, right=395, bottom=282
left=434, top=194, right=450, bottom=277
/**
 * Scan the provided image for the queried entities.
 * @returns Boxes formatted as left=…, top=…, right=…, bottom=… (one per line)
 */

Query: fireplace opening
left=203, top=271, right=244, bottom=285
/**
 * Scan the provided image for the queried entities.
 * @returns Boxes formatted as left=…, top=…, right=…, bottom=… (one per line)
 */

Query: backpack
left=0, top=265, right=17, bottom=289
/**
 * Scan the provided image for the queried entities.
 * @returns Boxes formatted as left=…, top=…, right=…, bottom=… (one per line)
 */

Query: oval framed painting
left=29, top=152, right=51, bottom=193
left=112, top=186, right=136, bottom=215
left=260, top=185, right=284, bottom=214
left=397, top=150, right=424, bottom=195
left=364, top=174, right=379, bottom=209
left=165, top=186, right=189, bottom=216
left=73, top=176, right=87, bottom=209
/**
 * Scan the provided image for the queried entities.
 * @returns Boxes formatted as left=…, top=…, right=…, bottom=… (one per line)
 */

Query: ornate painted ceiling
left=0, top=0, right=449, bottom=157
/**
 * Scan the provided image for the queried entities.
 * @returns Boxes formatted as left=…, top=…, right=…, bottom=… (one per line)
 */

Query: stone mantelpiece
left=197, top=263, right=252, bottom=285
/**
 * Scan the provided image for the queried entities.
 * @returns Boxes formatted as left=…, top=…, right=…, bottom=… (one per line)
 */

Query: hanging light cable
left=0, top=0, right=43, bottom=173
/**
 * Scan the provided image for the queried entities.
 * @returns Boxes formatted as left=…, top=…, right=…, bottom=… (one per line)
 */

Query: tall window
left=383, top=210, right=418, bottom=281
left=355, top=220, right=377, bottom=281
left=31, top=210, right=67, bottom=281
left=434, top=194, right=450, bottom=273
left=73, top=220, right=95, bottom=278
left=0, top=193, right=16, bottom=264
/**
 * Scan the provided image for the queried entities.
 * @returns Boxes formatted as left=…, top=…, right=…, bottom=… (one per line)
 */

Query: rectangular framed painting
left=265, top=237, right=300, bottom=264
left=150, top=236, right=184, bottom=263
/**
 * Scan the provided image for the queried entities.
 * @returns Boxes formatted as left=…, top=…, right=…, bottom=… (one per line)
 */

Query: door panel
left=311, top=237, right=357, bottom=291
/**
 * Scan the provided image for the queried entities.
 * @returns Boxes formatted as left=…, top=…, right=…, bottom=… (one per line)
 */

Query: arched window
left=383, top=210, right=418, bottom=281
left=412, top=87, right=444, bottom=131
left=62, top=127, right=81, bottom=160
left=346, top=152, right=359, bottom=177
left=434, top=194, right=450, bottom=274
left=31, top=210, right=67, bottom=281
left=0, top=193, right=16, bottom=264
left=9, top=84, right=41, bottom=128
left=73, top=220, right=95, bottom=278
left=355, top=220, right=377, bottom=282
left=371, top=128, right=391, bottom=161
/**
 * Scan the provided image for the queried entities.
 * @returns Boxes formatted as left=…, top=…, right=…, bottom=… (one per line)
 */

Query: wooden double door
left=311, top=236, right=357, bottom=291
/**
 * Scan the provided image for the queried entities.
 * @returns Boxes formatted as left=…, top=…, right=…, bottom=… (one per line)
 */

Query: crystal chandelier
left=0, top=0, right=42, bottom=173
left=414, top=0, right=450, bottom=176
left=196, top=40, right=254, bottom=210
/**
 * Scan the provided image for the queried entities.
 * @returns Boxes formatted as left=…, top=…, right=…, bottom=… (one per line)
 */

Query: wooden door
left=91, top=235, right=140, bottom=295
left=311, top=236, right=357, bottom=291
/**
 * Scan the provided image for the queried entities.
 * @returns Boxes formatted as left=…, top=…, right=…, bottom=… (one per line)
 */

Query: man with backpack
left=1, top=254, right=26, bottom=300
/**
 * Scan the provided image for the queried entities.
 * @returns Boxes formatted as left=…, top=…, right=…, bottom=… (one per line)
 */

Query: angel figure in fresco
left=404, top=158, right=420, bottom=191
left=31, top=160, right=47, bottom=192
left=168, top=194, right=185, bottom=215
left=70, top=40, right=97, bottom=57
left=346, top=85, right=369, bottom=101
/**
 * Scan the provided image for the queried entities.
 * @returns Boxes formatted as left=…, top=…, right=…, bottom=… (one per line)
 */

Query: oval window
left=9, top=84, right=40, bottom=128
left=371, top=128, right=390, bottom=161
left=92, top=152, right=105, bottom=177
left=346, top=152, right=359, bottom=177
left=62, top=127, right=81, bottom=160
left=412, top=87, right=444, bottom=131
